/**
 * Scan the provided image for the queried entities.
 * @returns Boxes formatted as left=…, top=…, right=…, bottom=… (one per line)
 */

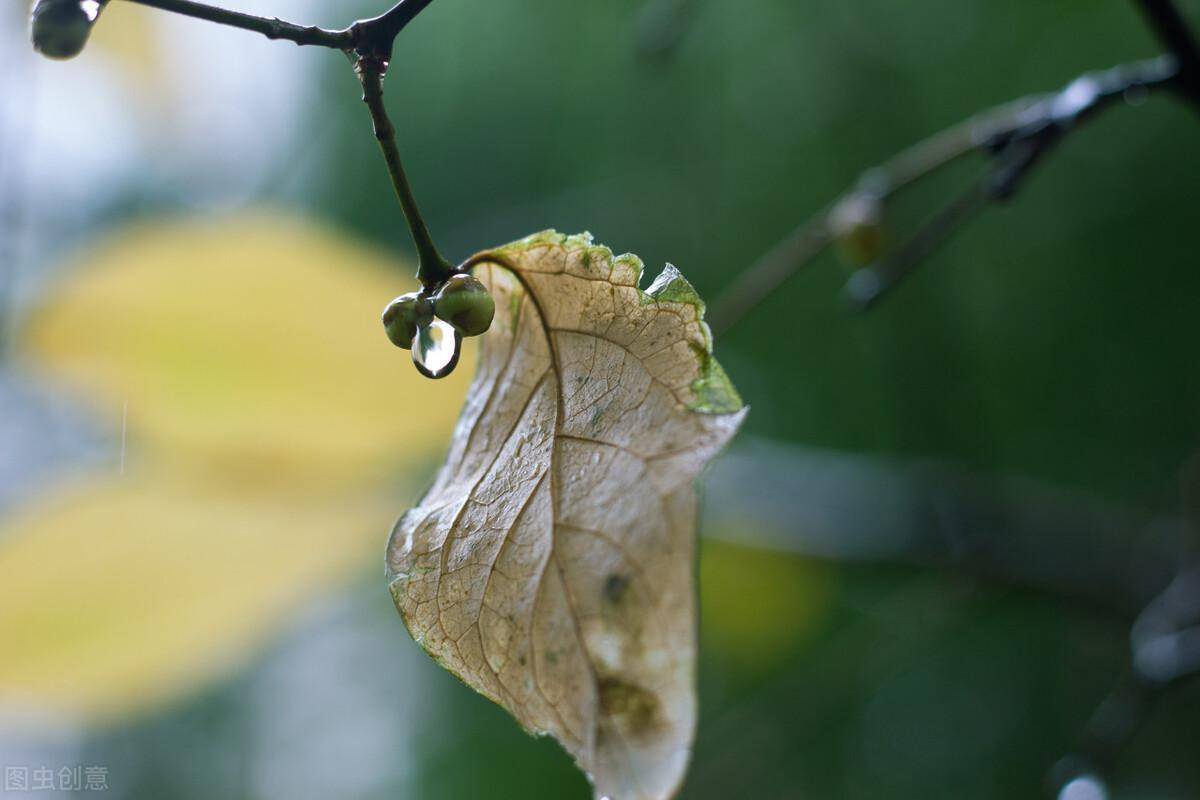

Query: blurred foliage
left=0, top=214, right=468, bottom=721
left=22, top=214, right=469, bottom=487
left=699, top=536, right=832, bottom=681
left=0, top=470, right=392, bottom=721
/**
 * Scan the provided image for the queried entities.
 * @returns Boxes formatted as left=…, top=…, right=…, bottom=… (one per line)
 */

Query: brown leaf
left=387, top=232, right=745, bottom=799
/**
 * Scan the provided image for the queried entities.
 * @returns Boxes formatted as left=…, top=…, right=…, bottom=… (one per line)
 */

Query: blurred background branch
left=1135, top=0, right=1200, bottom=103
left=709, top=0, right=1200, bottom=334
left=703, top=439, right=1189, bottom=619
left=705, top=438, right=1200, bottom=800
left=709, top=52, right=1188, bottom=334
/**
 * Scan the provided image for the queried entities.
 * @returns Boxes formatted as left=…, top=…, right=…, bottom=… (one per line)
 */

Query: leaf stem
left=357, top=57, right=454, bottom=288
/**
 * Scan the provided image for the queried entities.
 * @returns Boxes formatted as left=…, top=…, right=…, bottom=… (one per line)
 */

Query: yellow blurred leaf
left=22, top=212, right=470, bottom=491
left=1, top=211, right=468, bottom=722
left=0, top=469, right=392, bottom=722
left=88, top=1, right=163, bottom=85
left=699, top=537, right=832, bottom=676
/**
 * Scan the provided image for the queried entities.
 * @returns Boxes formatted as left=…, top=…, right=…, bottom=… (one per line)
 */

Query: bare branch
left=1134, top=0, right=1200, bottom=105
left=119, top=0, right=442, bottom=56
left=842, top=178, right=989, bottom=309
left=113, top=0, right=454, bottom=284
left=708, top=56, right=1180, bottom=332
left=125, top=0, right=352, bottom=48
left=356, top=57, right=454, bottom=287
left=361, top=0, right=439, bottom=43
left=705, top=214, right=831, bottom=339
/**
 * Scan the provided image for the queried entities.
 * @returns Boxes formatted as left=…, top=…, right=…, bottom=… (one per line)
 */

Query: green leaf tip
left=689, top=349, right=744, bottom=414
left=645, top=263, right=705, bottom=311
left=486, top=230, right=744, bottom=415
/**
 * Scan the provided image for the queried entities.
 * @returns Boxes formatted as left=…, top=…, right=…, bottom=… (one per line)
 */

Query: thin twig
left=356, top=58, right=454, bottom=287
left=705, top=214, right=831, bottom=338
left=123, top=0, right=440, bottom=53
left=363, top=0, right=439, bottom=43
left=705, top=94, right=1045, bottom=336
left=1048, top=453, right=1200, bottom=798
left=708, top=56, right=1181, bottom=332
left=1134, top=0, right=1200, bottom=105
left=858, top=95, right=1049, bottom=198
left=115, top=0, right=452, bottom=285
left=1049, top=568, right=1200, bottom=797
left=126, top=0, right=352, bottom=48
left=842, top=179, right=990, bottom=310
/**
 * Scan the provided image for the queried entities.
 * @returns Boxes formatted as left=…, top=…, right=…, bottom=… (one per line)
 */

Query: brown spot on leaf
left=603, top=573, right=630, bottom=604
left=598, top=676, right=661, bottom=736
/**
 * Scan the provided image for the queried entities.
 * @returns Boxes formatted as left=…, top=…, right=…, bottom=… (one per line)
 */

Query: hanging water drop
left=1057, top=775, right=1108, bottom=800
left=30, top=0, right=103, bottom=60
left=412, top=318, right=462, bottom=379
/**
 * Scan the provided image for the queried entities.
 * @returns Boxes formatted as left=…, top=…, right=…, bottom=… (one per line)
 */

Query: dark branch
left=1134, top=0, right=1200, bottom=105
left=1049, top=563, right=1200, bottom=797
left=126, top=0, right=352, bottom=48
left=705, top=214, right=831, bottom=339
left=123, top=0, right=440, bottom=55
left=356, top=58, right=454, bottom=287
left=1047, top=453, right=1200, bottom=797
left=116, top=0, right=453, bottom=285
left=842, top=179, right=989, bottom=310
left=708, top=56, right=1180, bottom=331
left=360, top=0, right=439, bottom=43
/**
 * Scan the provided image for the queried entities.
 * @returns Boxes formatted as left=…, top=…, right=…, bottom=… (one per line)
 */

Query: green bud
left=830, top=192, right=886, bottom=267
left=433, top=273, right=495, bottom=337
left=31, top=0, right=103, bottom=61
left=382, top=292, right=432, bottom=350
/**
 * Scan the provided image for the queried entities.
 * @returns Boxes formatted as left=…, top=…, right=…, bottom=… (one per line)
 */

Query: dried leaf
left=388, top=232, right=744, bottom=798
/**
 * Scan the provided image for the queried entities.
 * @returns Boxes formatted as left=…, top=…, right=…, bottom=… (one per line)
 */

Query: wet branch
left=356, top=57, right=454, bottom=287
left=124, top=0, right=440, bottom=51
left=363, top=0, right=440, bottom=43
left=708, top=55, right=1183, bottom=334
left=1048, top=563, right=1200, bottom=797
left=125, top=0, right=352, bottom=48
left=114, top=0, right=450, bottom=283
left=1135, top=0, right=1200, bottom=104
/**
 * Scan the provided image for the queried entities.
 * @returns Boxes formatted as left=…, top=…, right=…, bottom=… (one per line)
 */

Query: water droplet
left=1058, top=775, right=1108, bottom=800
left=412, top=319, right=461, bottom=379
